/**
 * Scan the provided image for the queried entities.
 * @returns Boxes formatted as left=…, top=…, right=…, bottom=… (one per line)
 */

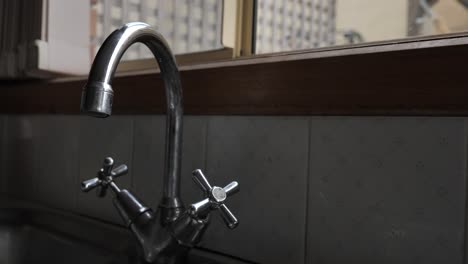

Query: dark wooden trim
left=1, top=35, right=468, bottom=116
left=115, top=47, right=234, bottom=72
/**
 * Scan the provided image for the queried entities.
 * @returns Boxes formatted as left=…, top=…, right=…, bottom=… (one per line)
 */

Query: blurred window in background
left=90, top=0, right=224, bottom=61
left=254, top=0, right=468, bottom=54
left=1, top=0, right=467, bottom=78
left=255, top=0, right=336, bottom=53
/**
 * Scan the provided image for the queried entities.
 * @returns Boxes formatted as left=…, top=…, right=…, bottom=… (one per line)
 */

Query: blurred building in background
left=255, top=0, right=337, bottom=53
left=91, top=0, right=468, bottom=58
left=90, top=0, right=224, bottom=60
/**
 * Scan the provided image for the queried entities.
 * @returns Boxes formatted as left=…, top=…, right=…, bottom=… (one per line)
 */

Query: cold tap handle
left=223, top=181, right=239, bottom=197
left=218, top=204, right=238, bottom=229
left=192, top=169, right=212, bottom=193
left=189, top=198, right=211, bottom=216
left=189, top=169, right=239, bottom=229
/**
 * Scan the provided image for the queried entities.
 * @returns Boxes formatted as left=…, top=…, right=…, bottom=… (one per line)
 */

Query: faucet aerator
left=80, top=81, right=113, bottom=118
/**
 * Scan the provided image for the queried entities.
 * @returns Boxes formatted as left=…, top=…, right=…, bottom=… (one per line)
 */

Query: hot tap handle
left=94, top=157, right=115, bottom=197
left=190, top=169, right=239, bottom=229
left=101, top=157, right=114, bottom=176
left=96, top=184, right=108, bottom=197
left=97, top=164, right=128, bottom=197
left=81, top=178, right=101, bottom=192
left=80, top=157, right=128, bottom=197
left=111, top=164, right=128, bottom=178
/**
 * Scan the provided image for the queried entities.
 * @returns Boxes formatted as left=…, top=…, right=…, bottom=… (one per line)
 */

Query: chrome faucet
left=79, top=22, right=239, bottom=263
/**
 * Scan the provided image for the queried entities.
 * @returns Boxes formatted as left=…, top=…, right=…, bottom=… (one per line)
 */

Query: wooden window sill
left=1, top=34, right=468, bottom=116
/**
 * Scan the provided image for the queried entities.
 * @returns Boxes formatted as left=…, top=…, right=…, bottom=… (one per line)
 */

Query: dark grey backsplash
left=0, top=115, right=465, bottom=264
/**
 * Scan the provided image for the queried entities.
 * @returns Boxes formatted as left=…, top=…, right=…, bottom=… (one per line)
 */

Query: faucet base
left=159, top=197, right=184, bottom=225
left=130, top=205, right=209, bottom=263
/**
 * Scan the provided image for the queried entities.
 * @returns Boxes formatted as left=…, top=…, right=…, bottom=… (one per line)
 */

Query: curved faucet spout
left=81, top=22, right=184, bottom=219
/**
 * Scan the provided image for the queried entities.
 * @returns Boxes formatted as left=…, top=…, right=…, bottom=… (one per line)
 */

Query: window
left=90, top=0, right=224, bottom=60
left=92, top=0, right=468, bottom=61
left=255, top=0, right=336, bottom=53
left=254, top=0, right=468, bottom=54
left=2, top=0, right=467, bottom=78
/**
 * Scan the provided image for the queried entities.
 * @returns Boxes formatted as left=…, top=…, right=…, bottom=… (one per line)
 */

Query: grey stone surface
left=201, top=116, right=309, bottom=264
left=2, top=115, right=80, bottom=211
left=307, top=117, right=466, bottom=264
left=1, top=114, right=467, bottom=264
left=30, top=116, right=80, bottom=210
left=3, top=115, right=37, bottom=200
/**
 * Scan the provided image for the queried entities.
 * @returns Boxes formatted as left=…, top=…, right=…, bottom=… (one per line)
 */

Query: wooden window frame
left=115, top=0, right=255, bottom=73
left=2, top=32, right=468, bottom=116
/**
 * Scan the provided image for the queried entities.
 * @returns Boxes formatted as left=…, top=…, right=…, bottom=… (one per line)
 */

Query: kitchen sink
left=0, top=207, right=247, bottom=264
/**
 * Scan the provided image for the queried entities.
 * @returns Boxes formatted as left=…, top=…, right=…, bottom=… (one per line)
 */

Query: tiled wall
left=0, top=115, right=466, bottom=264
